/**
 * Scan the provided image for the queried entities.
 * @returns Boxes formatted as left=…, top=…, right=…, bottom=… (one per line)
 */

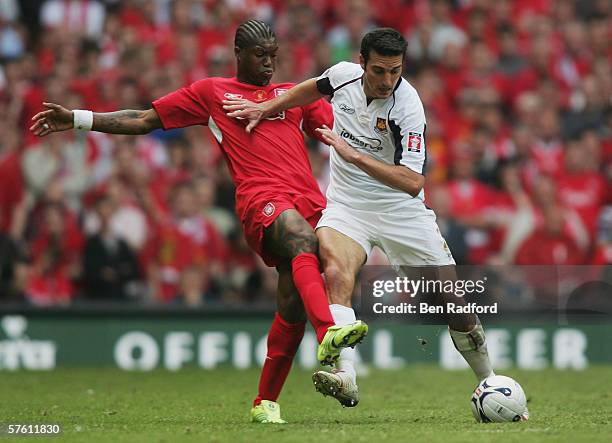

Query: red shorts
left=240, top=191, right=325, bottom=267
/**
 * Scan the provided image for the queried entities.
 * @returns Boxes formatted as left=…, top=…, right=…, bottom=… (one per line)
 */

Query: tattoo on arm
left=92, top=110, right=158, bottom=135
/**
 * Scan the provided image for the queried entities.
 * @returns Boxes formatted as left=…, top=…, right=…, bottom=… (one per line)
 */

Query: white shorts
left=316, top=201, right=456, bottom=267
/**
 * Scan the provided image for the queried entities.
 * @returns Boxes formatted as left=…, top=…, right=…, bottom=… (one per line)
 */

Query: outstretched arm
left=30, top=102, right=162, bottom=137
left=223, top=78, right=323, bottom=133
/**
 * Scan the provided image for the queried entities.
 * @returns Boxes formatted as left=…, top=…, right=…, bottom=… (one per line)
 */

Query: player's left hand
left=316, top=125, right=361, bottom=164
left=223, top=99, right=264, bottom=133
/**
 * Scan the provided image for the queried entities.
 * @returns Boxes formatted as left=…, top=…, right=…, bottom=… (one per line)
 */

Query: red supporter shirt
left=152, top=78, right=333, bottom=221
left=556, top=172, right=606, bottom=238
left=25, top=269, right=73, bottom=306
left=445, top=179, right=498, bottom=263
left=143, top=216, right=227, bottom=302
left=515, top=230, right=583, bottom=265
left=0, top=151, right=24, bottom=233
left=446, top=179, right=496, bottom=219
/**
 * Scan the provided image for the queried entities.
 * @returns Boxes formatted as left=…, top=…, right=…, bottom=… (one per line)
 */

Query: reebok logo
left=338, top=103, right=355, bottom=114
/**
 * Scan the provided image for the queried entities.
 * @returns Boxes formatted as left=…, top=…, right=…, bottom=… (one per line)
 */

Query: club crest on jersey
left=224, top=92, right=243, bottom=99
left=263, top=202, right=275, bottom=217
left=374, top=117, right=388, bottom=134
left=407, top=132, right=422, bottom=152
left=252, top=90, right=268, bottom=102
left=274, top=88, right=288, bottom=97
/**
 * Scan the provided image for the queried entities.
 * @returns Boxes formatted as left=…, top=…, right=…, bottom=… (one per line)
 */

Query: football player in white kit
left=224, top=28, right=494, bottom=407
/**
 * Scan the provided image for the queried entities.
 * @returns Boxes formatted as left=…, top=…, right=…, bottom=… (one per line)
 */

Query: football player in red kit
left=30, top=19, right=367, bottom=424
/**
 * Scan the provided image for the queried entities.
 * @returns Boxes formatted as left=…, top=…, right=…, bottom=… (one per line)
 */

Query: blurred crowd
left=0, top=0, right=610, bottom=307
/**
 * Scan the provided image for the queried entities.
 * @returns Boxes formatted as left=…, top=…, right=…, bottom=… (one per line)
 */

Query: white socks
left=330, top=304, right=357, bottom=383
left=449, top=324, right=495, bottom=381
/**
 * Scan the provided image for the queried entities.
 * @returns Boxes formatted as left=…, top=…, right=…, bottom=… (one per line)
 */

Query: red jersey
left=152, top=77, right=333, bottom=222
left=556, top=171, right=606, bottom=238
left=25, top=268, right=73, bottom=306
left=515, top=229, right=583, bottom=265
left=143, top=215, right=227, bottom=301
left=0, top=150, right=24, bottom=233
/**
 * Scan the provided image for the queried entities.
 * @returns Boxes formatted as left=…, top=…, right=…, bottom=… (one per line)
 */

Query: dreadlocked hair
left=234, top=19, right=276, bottom=49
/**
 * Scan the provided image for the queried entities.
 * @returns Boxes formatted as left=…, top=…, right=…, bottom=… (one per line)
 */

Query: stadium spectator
left=143, top=181, right=227, bottom=303
left=0, top=0, right=608, bottom=305
left=25, top=203, right=83, bottom=305
left=173, top=265, right=209, bottom=307
left=193, top=174, right=237, bottom=238
left=0, top=7, right=25, bottom=60
left=556, top=134, right=607, bottom=241
left=0, top=123, right=25, bottom=233
left=515, top=203, right=584, bottom=265
left=0, top=209, right=27, bottom=302
left=40, top=0, right=106, bottom=38
left=427, top=186, right=468, bottom=265
left=22, top=129, right=92, bottom=213
left=84, top=175, right=150, bottom=253
left=82, top=196, right=142, bottom=301
left=444, top=146, right=498, bottom=264
left=593, top=208, right=612, bottom=265
left=327, top=0, right=374, bottom=63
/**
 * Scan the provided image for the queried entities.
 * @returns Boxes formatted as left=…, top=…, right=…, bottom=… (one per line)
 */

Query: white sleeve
left=316, top=62, right=362, bottom=95
left=390, top=90, right=427, bottom=174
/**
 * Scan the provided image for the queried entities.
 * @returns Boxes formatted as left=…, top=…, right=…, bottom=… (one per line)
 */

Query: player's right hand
left=223, top=99, right=264, bottom=133
left=29, top=102, right=74, bottom=137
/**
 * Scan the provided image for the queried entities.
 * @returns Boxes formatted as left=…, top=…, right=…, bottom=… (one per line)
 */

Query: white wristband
left=73, top=109, right=93, bottom=131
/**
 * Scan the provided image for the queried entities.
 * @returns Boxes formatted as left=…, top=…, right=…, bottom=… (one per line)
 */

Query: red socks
left=291, top=253, right=335, bottom=342
left=253, top=253, right=335, bottom=406
left=254, top=313, right=305, bottom=406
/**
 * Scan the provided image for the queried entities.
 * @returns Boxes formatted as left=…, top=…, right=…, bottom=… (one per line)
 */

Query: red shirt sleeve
left=152, top=79, right=212, bottom=130
left=301, top=98, right=334, bottom=143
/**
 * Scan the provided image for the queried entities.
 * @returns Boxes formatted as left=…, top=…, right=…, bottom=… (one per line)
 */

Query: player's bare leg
left=263, top=209, right=334, bottom=342
left=263, top=210, right=367, bottom=366
left=312, top=227, right=367, bottom=406
left=251, top=263, right=306, bottom=423
left=431, top=265, right=494, bottom=381
left=276, top=263, right=307, bottom=324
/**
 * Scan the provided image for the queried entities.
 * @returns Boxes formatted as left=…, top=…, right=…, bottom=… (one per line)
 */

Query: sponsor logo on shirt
left=263, top=202, right=275, bottom=217
left=274, top=88, right=288, bottom=97
left=338, top=103, right=355, bottom=114
left=374, top=117, right=388, bottom=134
left=252, top=90, right=268, bottom=102
left=223, top=93, right=243, bottom=99
left=407, top=132, right=422, bottom=152
left=340, top=129, right=382, bottom=152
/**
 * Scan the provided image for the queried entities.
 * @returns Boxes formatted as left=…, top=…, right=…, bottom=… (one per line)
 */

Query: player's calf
left=449, top=321, right=495, bottom=381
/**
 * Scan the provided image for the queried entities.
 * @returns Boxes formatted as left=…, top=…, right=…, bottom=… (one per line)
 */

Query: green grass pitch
left=2, top=366, right=611, bottom=442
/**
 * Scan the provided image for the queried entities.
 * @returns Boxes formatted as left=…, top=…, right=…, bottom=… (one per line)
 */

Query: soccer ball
left=470, top=375, right=529, bottom=423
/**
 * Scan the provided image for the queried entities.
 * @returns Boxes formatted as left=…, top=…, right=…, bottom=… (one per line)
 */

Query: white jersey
left=316, top=61, right=427, bottom=211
